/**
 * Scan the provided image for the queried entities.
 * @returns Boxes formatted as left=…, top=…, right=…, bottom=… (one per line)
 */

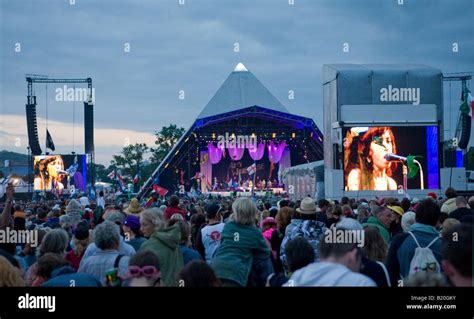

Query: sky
left=1, top=0, right=473, bottom=165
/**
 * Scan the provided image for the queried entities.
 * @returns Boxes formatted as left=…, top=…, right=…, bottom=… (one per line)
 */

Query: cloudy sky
left=1, top=0, right=473, bottom=164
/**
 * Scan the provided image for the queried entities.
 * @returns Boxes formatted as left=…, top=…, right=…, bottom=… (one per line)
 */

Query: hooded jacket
left=212, top=220, right=272, bottom=286
left=441, top=197, right=457, bottom=214
left=362, top=216, right=390, bottom=243
left=284, top=262, right=376, bottom=286
left=139, top=223, right=184, bottom=286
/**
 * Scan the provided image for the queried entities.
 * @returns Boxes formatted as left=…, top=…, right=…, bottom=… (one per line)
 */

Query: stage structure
left=323, top=64, right=446, bottom=199
left=139, top=63, right=323, bottom=198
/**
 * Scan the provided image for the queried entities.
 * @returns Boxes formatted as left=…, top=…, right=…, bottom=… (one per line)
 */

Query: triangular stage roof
left=197, top=63, right=289, bottom=119
left=139, top=64, right=323, bottom=198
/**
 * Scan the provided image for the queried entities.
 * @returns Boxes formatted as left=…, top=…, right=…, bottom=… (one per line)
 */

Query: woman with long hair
left=34, top=156, right=65, bottom=192
left=345, top=127, right=398, bottom=191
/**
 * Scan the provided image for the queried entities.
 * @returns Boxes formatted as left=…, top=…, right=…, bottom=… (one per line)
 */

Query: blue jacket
left=42, top=266, right=102, bottom=287
left=397, top=223, right=442, bottom=278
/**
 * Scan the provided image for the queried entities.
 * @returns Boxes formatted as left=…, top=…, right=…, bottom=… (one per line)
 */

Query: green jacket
left=139, top=224, right=184, bottom=286
left=212, top=220, right=270, bottom=286
left=362, top=216, right=390, bottom=243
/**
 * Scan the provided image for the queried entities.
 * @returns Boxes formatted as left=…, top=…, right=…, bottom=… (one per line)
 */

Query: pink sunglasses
left=126, top=266, right=160, bottom=279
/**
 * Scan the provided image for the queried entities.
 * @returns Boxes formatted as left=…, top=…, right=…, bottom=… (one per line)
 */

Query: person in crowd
left=78, top=221, right=131, bottom=286
left=270, top=206, right=293, bottom=274
left=342, top=205, right=353, bottom=218
left=65, top=199, right=82, bottom=227
left=25, top=228, right=69, bottom=286
left=356, top=204, right=370, bottom=224
left=441, top=223, right=472, bottom=287
left=316, top=199, right=329, bottom=224
left=0, top=255, right=25, bottom=287
left=386, top=199, right=442, bottom=285
left=449, top=196, right=473, bottom=221
left=401, top=211, right=416, bottom=233
left=139, top=209, right=183, bottom=286
left=362, top=205, right=391, bottom=243
left=122, top=215, right=146, bottom=251
left=440, top=187, right=458, bottom=214
left=78, top=193, right=91, bottom=209
left=326, top=204, right=342, bottom=228
left=280, top=197, right=327, bottom=274
left=125, top=198, right=144, bottom=215
left=195, top=203, right=225, bottom=264
left=65, top=221, right=90, bottom=271
left=267, top=237, right=315, bottom=287
left=212, top=198, right=273, bottom=287
left=170, top=220, right=202, bottom=265
left=164, top=195, right=186, bottom=220
left=284, top=233, right=375, bottom=286
left=97, top=190, right=106, bottom=209
left=260, top=217, right=277, bottom=260
left=386, top=205, right=404, bottom=238
left=179, top=260, right=221, bottom=287
left=336, top=218, right=390, bottom=287
left=440, top=218, right=460, bottom=239
left=123, top=250, right=161, bottom=287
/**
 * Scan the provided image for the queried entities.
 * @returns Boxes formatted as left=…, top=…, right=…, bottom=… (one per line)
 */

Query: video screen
left=33, top=155, right=87, bottom=193
left=343, top=126, right=439, bottom=191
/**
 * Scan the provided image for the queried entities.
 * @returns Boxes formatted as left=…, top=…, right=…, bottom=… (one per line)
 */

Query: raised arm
left=0, top=185, right=14, bottom=230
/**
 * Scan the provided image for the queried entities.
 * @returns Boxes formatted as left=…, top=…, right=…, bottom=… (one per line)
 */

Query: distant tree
left=151, top=124, right=185, bottom=165
left=111, top=143, right=149, bottom=182
left=465, top=147, right=474, bottom=170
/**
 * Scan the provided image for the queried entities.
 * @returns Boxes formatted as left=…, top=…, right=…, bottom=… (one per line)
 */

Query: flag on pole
left=247, top=163, right=256, bottom=176
left=153, top=184, right=169, bottom=196
left=46, top=129, right=56, bottom=151
left=133, top=172, right=140, bottom=184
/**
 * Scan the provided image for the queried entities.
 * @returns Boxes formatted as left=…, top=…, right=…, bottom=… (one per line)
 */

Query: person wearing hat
left=125, top=198, right=144, bottom=215
left=279, top=196, right=328, bottom=274
left=195, top=203, right=225, bottom=264
left=65, top=222, right=91, bottom=271
left=122, top=215, right=146, bottom=252
left=386, top=205, right=405, bottom=238
left=65, top=199, right=82, bottom=227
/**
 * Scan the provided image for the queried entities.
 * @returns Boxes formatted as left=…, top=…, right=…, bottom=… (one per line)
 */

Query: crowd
left=0, top=185, right=472, bottom=287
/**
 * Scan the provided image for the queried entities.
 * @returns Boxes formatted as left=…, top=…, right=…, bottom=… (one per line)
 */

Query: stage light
left=292, top=132, right=296, bottom=138
left=212, top=133, right=216, bottom=139
left=175, top=150, right=180, bottom=155
left=164, top=163, right=169, bottom=168
left=272, top=133, right=276, bottom=138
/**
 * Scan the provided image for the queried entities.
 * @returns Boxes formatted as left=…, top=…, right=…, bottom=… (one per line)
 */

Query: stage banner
left=278, top=149, right=291, bottom=185
left=200, top=150, right=212, bottom=193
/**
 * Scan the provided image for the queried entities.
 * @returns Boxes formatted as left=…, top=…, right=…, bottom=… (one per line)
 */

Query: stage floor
left=204, top=188, right=285, bottom=197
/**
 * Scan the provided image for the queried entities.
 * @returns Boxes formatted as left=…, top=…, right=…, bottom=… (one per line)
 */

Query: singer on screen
left=345, top=127, right=398, bottom=191
left=34, top=156, right=65, bottom=192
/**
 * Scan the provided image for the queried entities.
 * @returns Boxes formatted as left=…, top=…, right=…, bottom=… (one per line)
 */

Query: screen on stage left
left=33, top=155, right=86, bottom=192
left=343, top=126, right=439, bottom=191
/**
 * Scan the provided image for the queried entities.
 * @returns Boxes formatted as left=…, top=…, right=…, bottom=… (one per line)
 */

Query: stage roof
left=197, top=63, right=289, bottom=119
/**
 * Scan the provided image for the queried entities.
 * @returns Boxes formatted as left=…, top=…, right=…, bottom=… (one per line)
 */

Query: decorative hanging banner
left=248, top=142, right=265, bottom=161
left=268, top=141, right=287, bottom=164
left=228, top=145, right=245, bottom=161
left=207, top=143, right=223, bottom=164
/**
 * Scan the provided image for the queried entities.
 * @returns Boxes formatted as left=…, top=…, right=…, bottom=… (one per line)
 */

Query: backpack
left=407, top=231, right=440, bottom=275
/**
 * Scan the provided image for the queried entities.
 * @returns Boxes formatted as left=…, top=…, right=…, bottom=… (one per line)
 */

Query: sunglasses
left=126, top=266, right=160, bottom=279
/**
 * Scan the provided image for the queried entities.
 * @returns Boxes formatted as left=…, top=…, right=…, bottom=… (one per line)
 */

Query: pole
left=251, top=161, right=257, bottom=197
left=414, top=159, right=424, bottom=190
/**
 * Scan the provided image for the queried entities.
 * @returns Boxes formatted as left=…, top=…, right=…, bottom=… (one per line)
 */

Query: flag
left=153, top=184, right=169, bottom=196
left=107, top=170, right=116, bottom=180
left=46, top=129, right=55, bottom=151
left=145, top=196, right=155, bottom=208
left=469, top=93, right=474, bottom=117
left=247, top=163, right=256, bottom=176
left=133, top=172, right=140, bottom=184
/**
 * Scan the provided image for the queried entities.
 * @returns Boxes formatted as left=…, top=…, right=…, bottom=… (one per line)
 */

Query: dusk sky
left=1, top=0, right=473, bottom=164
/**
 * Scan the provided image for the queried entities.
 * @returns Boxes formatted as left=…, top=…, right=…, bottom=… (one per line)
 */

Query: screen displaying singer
left=345, top=127, right=398, bottom=191
left=343, top=126, right=433, bottom=191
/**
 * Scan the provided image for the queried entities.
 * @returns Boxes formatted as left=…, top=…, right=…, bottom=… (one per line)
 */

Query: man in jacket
left=362, top=205, right=392, bottom=243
